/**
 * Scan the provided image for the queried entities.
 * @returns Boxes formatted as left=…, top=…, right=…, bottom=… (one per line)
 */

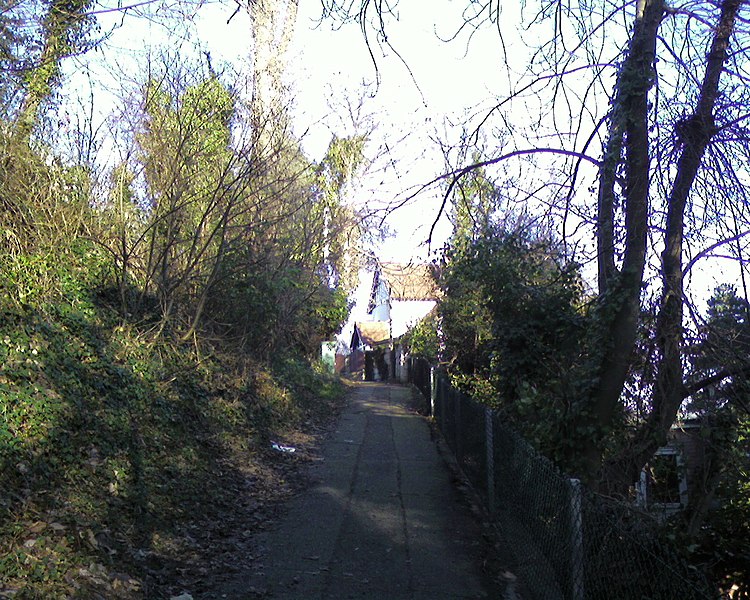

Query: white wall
left=390, top=300, right=436, bottom=338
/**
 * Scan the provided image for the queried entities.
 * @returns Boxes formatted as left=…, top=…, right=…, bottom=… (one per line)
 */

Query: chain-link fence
left=407, top=356, right=432, bottom=410
left=408, top=358, right=719, bottom=600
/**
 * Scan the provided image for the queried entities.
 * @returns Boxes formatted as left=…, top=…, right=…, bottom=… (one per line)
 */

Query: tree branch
left=426, top=147, right=600, bottom=245
left=683, top=229, right=750, bottom=276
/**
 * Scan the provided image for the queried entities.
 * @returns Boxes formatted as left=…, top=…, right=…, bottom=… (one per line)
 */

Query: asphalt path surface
left=218, top=382, right=494, bottom=599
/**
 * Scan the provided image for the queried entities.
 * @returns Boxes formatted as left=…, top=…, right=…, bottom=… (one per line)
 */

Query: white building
left=345, top=262, right=439, bottom=381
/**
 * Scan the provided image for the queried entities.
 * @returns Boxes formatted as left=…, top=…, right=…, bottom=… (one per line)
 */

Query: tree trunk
left=15, top=0, right=91, bottom=140
left=610, top=0, right=741, bottom=488
left=582, top=0, right=664, bottom=481
left=249, top=0, right=300, bottom=132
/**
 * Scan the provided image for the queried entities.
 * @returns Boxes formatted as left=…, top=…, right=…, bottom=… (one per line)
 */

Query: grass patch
left=0, top=295, right=346, bottom=598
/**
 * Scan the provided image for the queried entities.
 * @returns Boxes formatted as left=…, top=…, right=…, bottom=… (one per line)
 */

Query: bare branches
left=684, top=230, right=750, bottom=275
left=389, top=146, right=599, bottom=247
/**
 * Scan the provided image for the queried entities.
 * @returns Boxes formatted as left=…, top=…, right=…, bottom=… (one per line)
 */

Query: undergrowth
left=0, top=286, right=346, bottom=599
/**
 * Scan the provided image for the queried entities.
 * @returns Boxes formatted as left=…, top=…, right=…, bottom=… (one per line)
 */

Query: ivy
left=436, top=227, right=600, bottom=469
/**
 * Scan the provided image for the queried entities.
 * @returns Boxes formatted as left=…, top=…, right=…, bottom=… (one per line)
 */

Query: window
left=636, top=447, right=688, bottom=515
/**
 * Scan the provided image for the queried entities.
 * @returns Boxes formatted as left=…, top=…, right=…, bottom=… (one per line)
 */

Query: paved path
left=220, top=383, right=492, bottom=599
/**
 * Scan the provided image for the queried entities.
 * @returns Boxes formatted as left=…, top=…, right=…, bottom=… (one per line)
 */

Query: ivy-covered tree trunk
left=607, top=0, right=742, bottom=488
left=249, top=0, right=299, bottom=132
left=15, top=0, right=93, bottom=140
left=581, top=0, right=664, bottom=481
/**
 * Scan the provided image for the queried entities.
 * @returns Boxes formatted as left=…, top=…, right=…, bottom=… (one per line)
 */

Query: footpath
left=216, top=382, right=497, bottom=599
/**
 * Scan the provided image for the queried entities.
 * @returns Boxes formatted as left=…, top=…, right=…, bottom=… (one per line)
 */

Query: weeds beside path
left=0, top=302, right=348, bottom=599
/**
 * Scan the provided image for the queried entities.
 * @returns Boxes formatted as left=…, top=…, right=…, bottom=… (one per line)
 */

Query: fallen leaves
left=0, top=329, right=347, bottom=599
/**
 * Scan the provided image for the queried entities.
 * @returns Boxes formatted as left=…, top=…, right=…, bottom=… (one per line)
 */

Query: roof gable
left=353, top=321, right=390, bottom=347
left=379, top=262, right=439, bottom=302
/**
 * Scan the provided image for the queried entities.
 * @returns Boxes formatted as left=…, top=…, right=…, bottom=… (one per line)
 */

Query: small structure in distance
left=347, top=262, right=439, bottom=381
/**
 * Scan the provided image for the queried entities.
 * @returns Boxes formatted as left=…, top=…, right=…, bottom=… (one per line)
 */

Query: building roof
left=379, top=262, right=440, bottom=301
left=353, top=321, right=391, bottom=347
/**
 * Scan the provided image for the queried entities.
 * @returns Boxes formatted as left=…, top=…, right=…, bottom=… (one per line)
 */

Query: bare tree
left=248, top=0, right=299, bottom=132
left=322, top=0, right=750, bottom=484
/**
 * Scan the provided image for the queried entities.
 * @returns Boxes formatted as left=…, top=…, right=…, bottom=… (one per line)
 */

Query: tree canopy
left=3, top=0, right=750, bottom=594
left=324, top=0, right=750, bottom=483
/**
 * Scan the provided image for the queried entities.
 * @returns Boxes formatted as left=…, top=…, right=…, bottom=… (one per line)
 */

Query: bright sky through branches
left=82, top=0, right=516, bottom=263
left=62, top=0, right=543, bottom=266
left=60, top=0, right=743, bottom=305
left=282, top=1, right=517, bottom=262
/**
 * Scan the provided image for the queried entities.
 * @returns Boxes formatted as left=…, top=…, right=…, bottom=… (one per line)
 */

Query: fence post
left=454, top=391, right=462, bottom=462
left=430, top=366, right=435, bottom=417
left=485, top=407, right=495, bottom=514
left=440, top=378, right=447, bottom=434
left=569, top=477, right=584, bottom=600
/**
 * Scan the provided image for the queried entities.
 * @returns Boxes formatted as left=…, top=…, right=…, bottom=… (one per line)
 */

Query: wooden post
left=486, top=407, right=495, bottom=514
left=569, top=478, right=585, bottom=600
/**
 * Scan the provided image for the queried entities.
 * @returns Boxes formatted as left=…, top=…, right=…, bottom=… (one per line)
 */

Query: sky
left=282, top=1, right=523, bottom=261
left=61, top=0, right=745, bottom=308
left=76, top=0, right=514, bottom=264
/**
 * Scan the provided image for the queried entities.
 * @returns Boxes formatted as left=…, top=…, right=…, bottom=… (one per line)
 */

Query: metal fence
left=407, top=358, right=718, bottom=600
left=407, top=355, right=432, bottom=408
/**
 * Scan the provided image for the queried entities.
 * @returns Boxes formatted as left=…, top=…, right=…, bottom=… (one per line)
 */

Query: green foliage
left=319, top=134, right=367, bottom=195
left=0, top=44, right=365, bottom=596
left=449, top=159, right=500, bottom=253
left=272, top=354, right=345, bottom=412
left=0, top=240, right=109, bottom=311
left=401, top=310, right=440, bottom=363
left=0, top=130, right=94, bottom=263
left=438, top=241, right=494, bottom=380
left=675, top=284, right=750, bottom=593
left=313, top=134, right=369, bottom=292
left=0, top=133, right=109, bottom=311
left=0, top=292, right=346, bottom=597
left=141, top=75, right=234, bottom=200
left=688, top=417, right=750, bottom=596
left=0, top=59, right=357, bottom=597
left=692, top=283, right=750, bottom=381
left=205, top=256, right=350, bottom=358
left=15, top=0, right=97, bottom=137
left=135, top=73, right=236, bottom=322
left=312, top=286, right=351, bottom=341
left=437, top=228, right=591, bottom=466
left=111, top=67, right=358, bottom=350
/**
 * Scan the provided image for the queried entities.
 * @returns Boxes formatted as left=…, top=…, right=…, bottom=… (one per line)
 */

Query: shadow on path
left=214, top=382, right=498, bottom=599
